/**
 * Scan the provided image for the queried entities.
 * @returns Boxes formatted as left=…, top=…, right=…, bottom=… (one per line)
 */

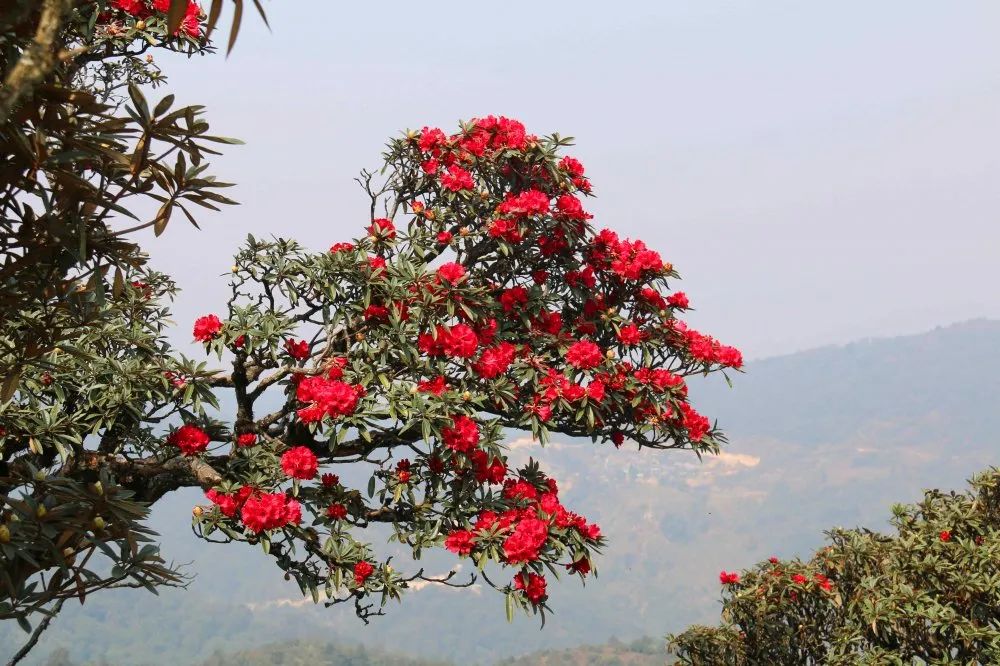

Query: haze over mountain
left=4, top=319, right=998, bottom=665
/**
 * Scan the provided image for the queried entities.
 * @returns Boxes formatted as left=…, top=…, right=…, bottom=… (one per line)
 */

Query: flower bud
left=36, top=505, right=47, bottom=519
left=33, top=470, right=46, bottom=481
left=605, top=349, right=616, bottom=360
left=192, top=506, right=203, bottom=518
left=92, top=481, right=104, bottom=495
left=92, top=516, right=105, bottom=530
left=135, top=20, right=146, bottom=30
left=231, top=265, right=238, bottom=273
left=0, top=525, right=9, bottom=543
left=461, top=391, right=472, bottom=402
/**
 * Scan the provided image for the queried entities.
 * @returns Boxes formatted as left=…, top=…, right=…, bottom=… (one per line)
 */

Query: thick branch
left=70, top=451, right=225, bottom=502
left=0, top=0, right=75, bottom=124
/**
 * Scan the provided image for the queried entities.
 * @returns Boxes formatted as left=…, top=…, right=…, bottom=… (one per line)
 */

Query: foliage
left=669, top=467, right=1000, bottom=664
left=0, top=0, right=243, bottom=389
left=0, top=0, right=259, bottom=650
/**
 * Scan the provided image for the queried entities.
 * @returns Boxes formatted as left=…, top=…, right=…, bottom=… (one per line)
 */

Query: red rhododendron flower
left=939, top=530, right=952, bottom=542
left=567, top=557, right=591, bottom=576
left=497, top=189, right=550, bottom=217
left=559, top=155, right=585, bottom=178
left=555, top=193, right=592, bottom=221
left=236, top=433, right=257, bottom=447
left=296, top=376, right=361, bottom=422
left=206, top=486, right=253, bottom=518
left=513, top=571, right=547, bottom=604
left=330, top=242, right=355, bottom=253
left=667, top=291, right=690, bottom=309
left=364, top=304, right=389, bottom=321
left=241, top=493, right=301, bottom=532
left=499, top=286, right=528, bottom=312
left=442, top=415, right=480, bottom=452
left=566, top=340, right=603, bottom=369
left=445, top=529, right=476, bottom=556
left=368, top=217, right=396, bottom=240
left=679, top=403, right=710, bottom=442
left=639, top=287, right=667, bottom=310
left=503, top=479, right=539, bottom=502
left=437, top=262, right=466, bottom=284
left=353, top=560, right=375, bottom=586
left=321, top=473, right=340, bottom=487
left=586, top=379, right=606, bottom=403
left=418, top=127, right=447, bottom=153
left=472, top=452, right=507, bottom=485
left=327, top=504, right=348, bottom=520
left=719, top=571, right=740, bottom=585
left=417, top=376, right=449, bottom=396
left=791, top=573, right=808, bottom=585
left=475, top=318, right=498, bottom=345
left=473, top=342, right=516, bottom=379
left=167, top=424, right=210, bottom=456
left=503, top=517, right=549, bottom=563
left=280, top=446, right=318, bottom=480
left=152, top=0, right=202, bottom=37
left=443, top=324, right=479, bottom=358
left=179, top=2, right=202, bottom=37
left=113, top=0, right=149, bottom=17
left=193, top=314, right=222, bottom=341
left=469, top=116, right=528, bottom=151
left=284, top=338, right=310, bottom=360
left=488, top=218, right=523, bottom=243
left=440, top=165, right=475, bottom=191
left=437, top=231, right=453, bottom=244
left=617, top=323, right=643, bottom=346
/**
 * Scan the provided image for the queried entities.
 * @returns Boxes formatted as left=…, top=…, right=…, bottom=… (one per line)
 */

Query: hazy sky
left=143, top=0, right=1000, bottom=359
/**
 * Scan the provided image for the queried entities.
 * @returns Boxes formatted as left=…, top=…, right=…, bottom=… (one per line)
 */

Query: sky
left=141, top=0, right=1000, bottom=360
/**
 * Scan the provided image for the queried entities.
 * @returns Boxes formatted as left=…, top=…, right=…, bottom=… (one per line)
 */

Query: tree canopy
left=669, top=468, right=1000, bottom=665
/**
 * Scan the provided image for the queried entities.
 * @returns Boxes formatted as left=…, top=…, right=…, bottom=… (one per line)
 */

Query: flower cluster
left=295, top=376, right=363, bottom=423
left=110, top=0, right=203, bottom=38
left=167, top=423, right=209, bottom=455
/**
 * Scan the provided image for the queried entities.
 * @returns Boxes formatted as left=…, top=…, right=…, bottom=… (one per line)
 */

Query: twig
left=6, top=598, right=65, bottom=666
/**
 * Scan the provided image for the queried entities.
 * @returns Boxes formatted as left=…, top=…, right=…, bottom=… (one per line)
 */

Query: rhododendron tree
left=177, top=116, right=742, bottom=623
left=669, top=468, right=1000, bottom=664
left=1, top=113, right=742, bottom=654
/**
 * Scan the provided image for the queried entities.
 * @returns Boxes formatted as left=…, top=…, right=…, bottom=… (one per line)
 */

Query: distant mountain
left=494, top=636, right=668, bottom=665
left=4, top=320, right=999, bottom=665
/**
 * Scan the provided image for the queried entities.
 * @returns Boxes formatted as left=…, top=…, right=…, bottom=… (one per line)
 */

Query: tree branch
left=0, top=0, right=76, bottom=124
left=5, top=598, right=65, bottom=666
